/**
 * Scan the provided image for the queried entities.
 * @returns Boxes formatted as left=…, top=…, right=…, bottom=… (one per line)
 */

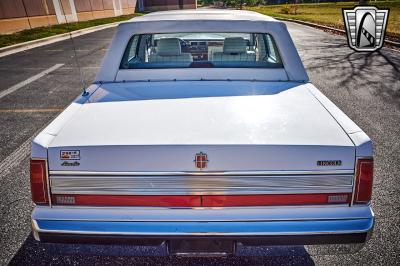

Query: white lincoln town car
left=30, top=10, right=374, bottom=255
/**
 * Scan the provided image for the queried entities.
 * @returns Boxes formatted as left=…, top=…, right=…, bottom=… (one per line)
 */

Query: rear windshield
left=120, top=32, right=283, bottom=69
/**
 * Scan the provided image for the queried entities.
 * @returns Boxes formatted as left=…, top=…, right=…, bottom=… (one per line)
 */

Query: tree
left=359, top=0, right=368, bottom=4
left=293, top=0, right=299, bottom=15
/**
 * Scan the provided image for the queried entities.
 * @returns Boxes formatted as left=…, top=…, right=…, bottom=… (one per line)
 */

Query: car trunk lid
left=45, top=81, right=355, bottom=205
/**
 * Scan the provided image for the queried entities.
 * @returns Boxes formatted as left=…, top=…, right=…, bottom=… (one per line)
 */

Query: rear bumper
left=34, top=221, right=372, bottom=246
left=32, top=205, right=374, bottom=247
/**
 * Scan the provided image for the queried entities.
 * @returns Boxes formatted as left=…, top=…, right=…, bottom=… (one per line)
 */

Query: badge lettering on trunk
left=194, top=152, right=208, bottom=170
left=317, top=160, right=342, bottom=166
left=61, top=161, right=80, bottom=167
left=60, top=150, right=80, bottom=160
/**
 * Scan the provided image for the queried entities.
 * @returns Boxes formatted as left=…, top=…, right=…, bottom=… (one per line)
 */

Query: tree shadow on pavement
left=9, top=234, right=316, bottom=266
left=298, top=38, right=400, bottom=109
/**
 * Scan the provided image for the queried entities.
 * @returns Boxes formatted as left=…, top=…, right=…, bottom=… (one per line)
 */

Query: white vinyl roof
left=95, top=9, right=309, bottom=82
left=124, top=9, right=278, bottom=23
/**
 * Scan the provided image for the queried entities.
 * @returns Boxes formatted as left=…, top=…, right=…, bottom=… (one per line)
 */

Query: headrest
left=223, top=37, right=247, bottom=54
left=157, top=38, right=182, bottom=56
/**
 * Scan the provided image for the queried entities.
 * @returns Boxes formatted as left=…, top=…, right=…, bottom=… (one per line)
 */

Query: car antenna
left=59, top=2, right=89, bottom=97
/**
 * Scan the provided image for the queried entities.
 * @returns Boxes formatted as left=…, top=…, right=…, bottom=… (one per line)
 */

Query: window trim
left=119, top=32, right=284, bottom=70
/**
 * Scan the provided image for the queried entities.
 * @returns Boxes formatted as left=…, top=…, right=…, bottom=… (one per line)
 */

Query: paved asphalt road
left=0, top=21, right=399, bottom=265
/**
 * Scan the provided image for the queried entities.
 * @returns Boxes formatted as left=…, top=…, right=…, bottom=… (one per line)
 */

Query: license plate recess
left=168, top=239, right=234, bottom=256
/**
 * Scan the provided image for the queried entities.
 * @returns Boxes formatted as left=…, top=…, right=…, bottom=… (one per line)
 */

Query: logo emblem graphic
left=60, top=150, right=80, bottom=160
left=194, top=152, right=208, bottom=170
left=343, top=6, right=389, bottom=52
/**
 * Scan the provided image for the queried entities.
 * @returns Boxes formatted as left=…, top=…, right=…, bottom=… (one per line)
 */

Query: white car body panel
left=50, top=82, right=352, bottom=147
left=38, top=81, right=357, bottom=172
left=307, top=85, right=373, bottom=157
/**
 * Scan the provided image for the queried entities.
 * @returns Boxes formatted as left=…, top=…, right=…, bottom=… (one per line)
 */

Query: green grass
left=247, top=1, right=399, bottom=39
left=0, top=13, right=143, bottom=48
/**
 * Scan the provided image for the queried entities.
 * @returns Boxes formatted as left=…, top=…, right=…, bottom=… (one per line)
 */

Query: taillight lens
left=30, top=159, right=49, bottom=205
left=354, top=158, right=374, bottom=204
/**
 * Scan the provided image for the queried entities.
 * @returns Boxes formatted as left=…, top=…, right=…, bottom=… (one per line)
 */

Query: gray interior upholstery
left=149, top=38, right=193, bottom=62
left=212, top=37, right=256, bottom=62
left=223, top=37, right=248, bottom=54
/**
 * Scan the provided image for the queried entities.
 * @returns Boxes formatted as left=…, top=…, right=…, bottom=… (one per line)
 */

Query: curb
left=0, top=21, right=120, bottom=58
left=277, top=17, right=400, bottom=49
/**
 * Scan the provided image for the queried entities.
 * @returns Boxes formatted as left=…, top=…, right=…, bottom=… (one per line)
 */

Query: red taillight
left=52, top=195, right=200, bottom=207
left=354, top=158, right=374, bottom=204
left=202, top=193, right=351, bottom=207
left=30, top=159, right=49, bottom=205
left=51, top=193, right=351, bottom=207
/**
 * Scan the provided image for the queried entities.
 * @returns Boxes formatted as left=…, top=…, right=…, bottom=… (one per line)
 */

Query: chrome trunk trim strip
left=49, top=170, right=354, bottom=176
left=49, top=173, right=354, bottom=195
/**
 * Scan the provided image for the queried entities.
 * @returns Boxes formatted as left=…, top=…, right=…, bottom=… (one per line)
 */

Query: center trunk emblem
left=194, top=152, right=208, bottom=170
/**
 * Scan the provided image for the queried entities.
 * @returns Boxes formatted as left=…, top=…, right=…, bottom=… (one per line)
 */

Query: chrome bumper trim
left=32, top=205, right=373, bottom=222
left=33, top=218, right=374, bottom=237
left=32, top=205, right=374, bottom=236
left=32, top=206, right=374, bottom=245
